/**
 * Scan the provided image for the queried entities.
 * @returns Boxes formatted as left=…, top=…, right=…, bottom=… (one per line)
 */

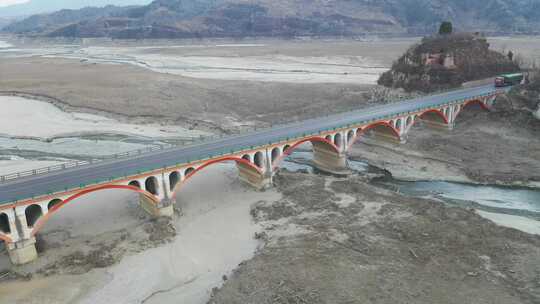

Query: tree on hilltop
left=439, top=21, right=453, bottom=35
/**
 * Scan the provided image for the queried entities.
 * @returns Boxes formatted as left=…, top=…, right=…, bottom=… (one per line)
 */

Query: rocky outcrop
left=3, top=0, right=540, bottom=38
left=378, top=33, right=520, bottom=92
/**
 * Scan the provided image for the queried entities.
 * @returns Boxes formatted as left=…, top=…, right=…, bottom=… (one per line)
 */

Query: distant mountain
left=0, top=16, right=20, bottom=28
left=0, top=0, right=152, bottom=17
left=3, top=0, right=540, bottom=38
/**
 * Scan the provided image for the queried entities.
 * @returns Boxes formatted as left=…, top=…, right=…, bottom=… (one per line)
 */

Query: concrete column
left=485, top=96, right=496, bottom=108
left=397, top=118, right=409, bottom=143
left=446, top=106, right=455, bottom=129
left=163, top=172, right=173, bottom=199
left=14, top=206, right=32, bottom=240
left=154, top=174, right=167, bottom=201
left=312, top=141, right=348, bottom=175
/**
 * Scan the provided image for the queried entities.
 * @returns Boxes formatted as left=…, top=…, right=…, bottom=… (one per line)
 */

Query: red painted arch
left=363, top=121, right=400, bottom=138
left=464, top=99, right=489, bottom=110
left=272, top=136, right=340, bottom=169
left=30, top=184, right=159, bottom=237
left=170, top=156, right=263, bottom=200
left=419, top=109, right=449, bottom=124
left=347, top=121, right=401, bottom=150
left=454, top=99, right=489, bottom=121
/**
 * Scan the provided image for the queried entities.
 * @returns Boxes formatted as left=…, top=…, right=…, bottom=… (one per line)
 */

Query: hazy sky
left=0, top=0, right=29, bottom=8
left=0, top=0, right=154, bottom=8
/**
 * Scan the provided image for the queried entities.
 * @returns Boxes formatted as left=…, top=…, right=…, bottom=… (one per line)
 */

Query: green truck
left=495, top=73, right=524, bottom=87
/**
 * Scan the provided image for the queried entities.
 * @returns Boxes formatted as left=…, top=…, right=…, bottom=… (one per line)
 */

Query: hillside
left=378, top=33, right=520, bottom=92
left=3, top=0, right=540, bottom=38
left=0, top=1, right=152, bottom=17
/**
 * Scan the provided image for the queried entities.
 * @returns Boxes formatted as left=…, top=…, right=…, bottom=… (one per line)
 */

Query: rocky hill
left=378, top=33, right=520, bottom=92
left=3, top=0, right=540, bottom=38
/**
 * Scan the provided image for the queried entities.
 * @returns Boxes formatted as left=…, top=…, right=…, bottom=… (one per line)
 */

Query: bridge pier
left=237, top=161, right=272, bottom=190
left=138, top=194, right=174, bottom=217
left=7, top=237, right=37, bottom=265
left=312, top=141, right=349, bottom=175
left=370, top=129, right=407, bottom=144
left=421, top=117, right=455, bottom=130
left=2, top=207, right=39, bottom=265
left=135, top=173, right=175, bottom=218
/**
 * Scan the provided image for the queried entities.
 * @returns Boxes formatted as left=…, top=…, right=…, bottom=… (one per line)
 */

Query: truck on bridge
left=495, top=73, right=524, bottom=87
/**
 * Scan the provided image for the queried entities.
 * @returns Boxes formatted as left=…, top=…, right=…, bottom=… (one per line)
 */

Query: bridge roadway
left=0, top=84, right=503, bottom=205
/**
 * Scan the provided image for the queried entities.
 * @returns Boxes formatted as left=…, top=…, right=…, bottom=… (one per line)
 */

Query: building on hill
left=422, top=52, right=456, bottom=69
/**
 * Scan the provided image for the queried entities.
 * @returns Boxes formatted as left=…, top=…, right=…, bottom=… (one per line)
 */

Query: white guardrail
left=0, top=145, right=170, bottom=183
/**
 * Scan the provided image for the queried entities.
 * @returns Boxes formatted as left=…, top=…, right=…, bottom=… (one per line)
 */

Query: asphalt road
left=0, top=84, right=504, bottom=205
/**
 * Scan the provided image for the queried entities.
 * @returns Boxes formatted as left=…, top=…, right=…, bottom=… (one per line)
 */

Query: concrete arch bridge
left=0, top=84, right=507, bottom=264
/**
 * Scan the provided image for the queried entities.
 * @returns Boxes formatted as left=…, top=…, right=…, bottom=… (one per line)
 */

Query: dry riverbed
left=208, top=171, right=540, bottom=304
left=3, top=166, right=539, bottom=304
left=1, top=37, right=540, bottom=304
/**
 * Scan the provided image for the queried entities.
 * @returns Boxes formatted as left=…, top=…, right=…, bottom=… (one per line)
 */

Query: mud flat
left=0, top=38, right=403, bottom=131
left=208, top=171, right=540, bottom=304
left=0, top=56, right=376, bottom=131
left=0, top=95, right=208, bottom=139
left=0, top=95, right=208, bottom=177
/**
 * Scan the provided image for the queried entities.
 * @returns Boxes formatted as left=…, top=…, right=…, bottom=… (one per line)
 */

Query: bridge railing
left=0, top=87, right=504, bottom=185
left=0, top=145, right=173, bottom=183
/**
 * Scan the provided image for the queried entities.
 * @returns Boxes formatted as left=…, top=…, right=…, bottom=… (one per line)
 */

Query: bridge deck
left=0, top=84, right=504, bottom=205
